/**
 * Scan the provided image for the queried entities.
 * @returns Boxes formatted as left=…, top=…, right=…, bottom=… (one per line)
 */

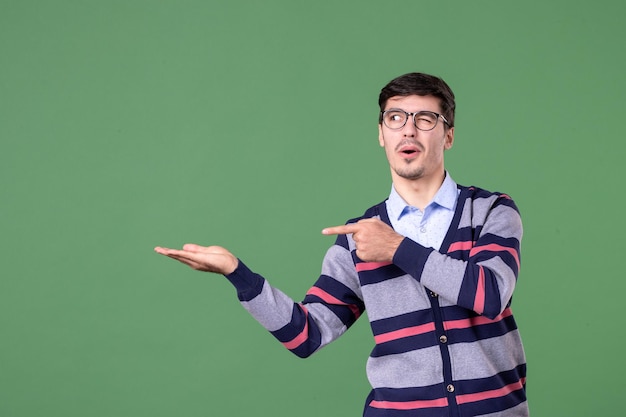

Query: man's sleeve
left=225, top=235, right=364, bottom=358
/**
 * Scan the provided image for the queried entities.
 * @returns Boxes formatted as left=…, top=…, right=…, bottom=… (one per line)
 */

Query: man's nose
left=402, top=116, right=417, bottom=137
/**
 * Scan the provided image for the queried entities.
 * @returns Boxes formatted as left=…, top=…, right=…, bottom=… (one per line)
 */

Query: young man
left=155, top=73, right=528, bottom=416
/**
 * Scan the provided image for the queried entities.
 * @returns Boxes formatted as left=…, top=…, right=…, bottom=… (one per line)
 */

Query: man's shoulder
left=461, top=184, right=510, bottom=198
left=459, top=184, right=520, bottom=213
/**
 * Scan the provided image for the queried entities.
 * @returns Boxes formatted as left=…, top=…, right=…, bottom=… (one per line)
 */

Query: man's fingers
left=157, top=248, right=192, bottom=260
left=157, top=244, right=226, bottom=255
left=155, top=246, right=201, bottom=262
left=156, top=249, right=209, bottom=269
left=154, top=246, right=173, bottom=255
left=182, top=243, right=205, bottom=252
left=322, top=224, right=360, bottom=236
left=182, top=244, right=231, bottom=255
left=322, top=218, right=385, bottom=236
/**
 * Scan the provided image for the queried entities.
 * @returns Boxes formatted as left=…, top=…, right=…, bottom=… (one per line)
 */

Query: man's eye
left=416, top=113, right=436, bottom=123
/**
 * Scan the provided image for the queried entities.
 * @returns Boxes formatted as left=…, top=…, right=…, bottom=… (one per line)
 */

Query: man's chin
left=395, top=168, right=424, bottom=181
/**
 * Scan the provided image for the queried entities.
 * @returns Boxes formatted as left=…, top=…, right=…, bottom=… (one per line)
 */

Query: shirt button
left=420, top=227, right=426, bottom=233
left=447, top=384, right=455, bottom=393
left=439, top=335, right=448, bottom=344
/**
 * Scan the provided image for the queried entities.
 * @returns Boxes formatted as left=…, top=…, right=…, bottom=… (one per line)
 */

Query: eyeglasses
left=380, top=109, right=450, bottom=131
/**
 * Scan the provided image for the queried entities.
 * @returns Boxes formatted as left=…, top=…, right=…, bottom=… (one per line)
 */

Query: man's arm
left=323, top=196, right=522, bottom=319
left=154, top=241, right=364, bottom=358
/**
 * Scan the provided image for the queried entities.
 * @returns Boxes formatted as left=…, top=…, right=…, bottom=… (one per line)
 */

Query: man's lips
left=397, top=144, right=421, bottom=158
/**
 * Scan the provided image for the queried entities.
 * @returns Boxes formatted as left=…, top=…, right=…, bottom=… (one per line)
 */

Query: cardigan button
left=439, top=335, right=448, bottom=344
left=430, top=291, right=438, bottom=298
left=447, top=384, right=455, bottom=393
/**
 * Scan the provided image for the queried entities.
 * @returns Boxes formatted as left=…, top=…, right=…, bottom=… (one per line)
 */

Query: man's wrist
left=223, top=256, right=239, bottom=275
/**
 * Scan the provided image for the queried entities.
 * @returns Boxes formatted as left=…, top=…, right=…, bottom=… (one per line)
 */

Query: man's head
left=377, top=73, right=456, bottom=187
left=378, top=72, right=455, bottom=128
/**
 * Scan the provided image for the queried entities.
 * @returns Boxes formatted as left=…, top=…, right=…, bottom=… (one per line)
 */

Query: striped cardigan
left=225, top=185, right=528, bottom=417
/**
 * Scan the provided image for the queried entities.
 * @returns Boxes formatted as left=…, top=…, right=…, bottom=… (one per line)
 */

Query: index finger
left=322, top=224, right=360, bottom=236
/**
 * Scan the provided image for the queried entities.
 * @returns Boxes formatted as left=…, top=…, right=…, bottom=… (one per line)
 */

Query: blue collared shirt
left=385, top=173, right=460, bottom=251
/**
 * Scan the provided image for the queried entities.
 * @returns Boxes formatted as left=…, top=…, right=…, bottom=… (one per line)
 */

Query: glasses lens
left=383, top=110, right=407, bottom=129
left=414, top=112, right=438, bottom=131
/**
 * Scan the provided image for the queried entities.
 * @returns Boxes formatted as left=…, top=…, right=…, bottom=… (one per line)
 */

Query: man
left=155, top=73, right=528, bottom=416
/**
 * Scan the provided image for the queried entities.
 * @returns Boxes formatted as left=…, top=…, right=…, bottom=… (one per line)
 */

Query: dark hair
left=378, top=72, right=456, bottom=127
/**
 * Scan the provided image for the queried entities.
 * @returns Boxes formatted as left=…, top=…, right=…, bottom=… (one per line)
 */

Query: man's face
left=378, top=94, right=454, bottom=183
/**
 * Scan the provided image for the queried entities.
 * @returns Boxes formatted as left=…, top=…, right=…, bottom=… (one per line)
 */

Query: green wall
left=2, top=1, right=624, bottom=416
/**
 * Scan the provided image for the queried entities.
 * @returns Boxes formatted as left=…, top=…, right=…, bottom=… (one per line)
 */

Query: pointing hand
left=322, top=218, right=404, bottom=262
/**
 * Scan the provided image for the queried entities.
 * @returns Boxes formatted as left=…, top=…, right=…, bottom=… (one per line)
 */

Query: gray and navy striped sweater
left=226, top=185, right=528, bottom=417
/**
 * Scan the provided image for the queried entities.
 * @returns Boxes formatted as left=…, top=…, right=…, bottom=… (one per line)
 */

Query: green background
left=1, top=1, right=624, bottom=416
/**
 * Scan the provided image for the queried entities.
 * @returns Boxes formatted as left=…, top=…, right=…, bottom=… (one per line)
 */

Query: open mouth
left=398, top=145, right=420, bottom=157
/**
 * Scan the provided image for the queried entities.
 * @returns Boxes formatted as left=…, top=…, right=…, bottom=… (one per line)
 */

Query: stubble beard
left=393, top=162, right=425, bottom=181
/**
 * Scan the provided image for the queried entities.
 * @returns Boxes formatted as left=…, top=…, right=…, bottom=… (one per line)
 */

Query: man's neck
left=392, top=171, right=446, bottom=211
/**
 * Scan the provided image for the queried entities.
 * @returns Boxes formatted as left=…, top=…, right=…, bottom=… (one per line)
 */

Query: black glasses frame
left=380, top=109, right=450, bottom=131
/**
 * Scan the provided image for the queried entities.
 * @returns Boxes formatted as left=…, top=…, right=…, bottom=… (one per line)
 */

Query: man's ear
left=378, top=124, right=385, bottom=147
left=444, top=127, right=454, bottom=150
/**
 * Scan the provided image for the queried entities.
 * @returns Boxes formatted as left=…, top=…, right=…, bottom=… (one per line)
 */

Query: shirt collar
left=387, top=172, right=458, bottom=221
